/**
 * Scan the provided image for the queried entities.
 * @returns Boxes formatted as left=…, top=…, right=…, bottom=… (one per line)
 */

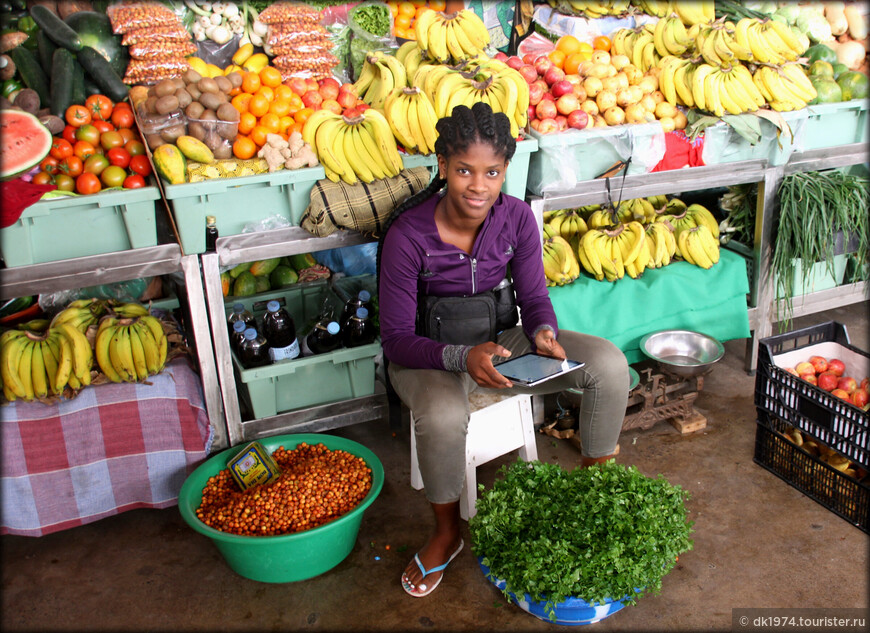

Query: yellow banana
left=53, top=331, right=74, bottom=392
left=362, top=109, right=404, bottom=176
left=133, top=321, right=162, bottom=376
left=355, top=120, right=391, bottom=179
left=30, top=339, right=48, bottom=399
left=112, top=302, right=149, bottom=318
left=127, top=324, right=149, bottom=381
left=301, top=109, right=341, bottom=155
left=414, top=7, right=440, bottom=56
left=17, top=339, right=34, bottom=400
left=342, top=122, right=375, bottom=184
left=140, top=316, right=168, bottom=370
left=385, top=88, right=416, bottom=151
left=426, top=19, right=450, bottom=63
left=57, top=322, right=92, bottom=386
left=395, top=40, right=417, bottom=65
left=1, top=333, right=29, bottom=399
left=109, top=325, right=135, bottom=383
left=413, top=91, right=439, bottom=154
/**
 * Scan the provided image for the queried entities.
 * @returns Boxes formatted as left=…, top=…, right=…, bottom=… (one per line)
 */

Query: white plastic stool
left=409, top=392, right=537, bottom=520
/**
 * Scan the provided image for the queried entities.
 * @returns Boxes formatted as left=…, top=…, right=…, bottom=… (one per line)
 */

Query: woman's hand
left=535, top=329, right=567, bottom=360
left=467, top=342, right=513, bottom=388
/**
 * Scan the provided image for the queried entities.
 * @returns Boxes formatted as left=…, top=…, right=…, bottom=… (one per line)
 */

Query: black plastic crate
left=754, top=412, right=869, bottom=534
left=755, top=321, right=869, bottom=469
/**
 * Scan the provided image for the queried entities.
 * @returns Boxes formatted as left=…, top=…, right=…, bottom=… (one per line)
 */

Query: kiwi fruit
left=213, top=142, right=233, bottom=160
left=188, top=121, right=205, bottom=140
left=197, top=77, right=219, bottom=94
left=154, top=78, right=177, bottom=98
left=155, top=95, right=180, bottom=115
left=202, top=129, right=222, bottom=151
left=183, top=69, right=202, bottom=85
left=198, top=91, right=224, bottom=111
left=186, top=84, right=202, bottom=101
left=160, top=124, right=186, bottom=142
left=143, top=95, right=159, bottom=114
left=174, top=88, right=192, bottom=109
left=145, top=133, right=165, bottom=149
left=172, top=77, right=186, bottom=92
left=226, top=72, right=243, bottom=88
left=216, top=102, right=240, bottom=123
left=213, top=75, right=232, bottom=94
left=185, top=101, right=205, bottom=119
left=200, top=108, right=217, bottom=121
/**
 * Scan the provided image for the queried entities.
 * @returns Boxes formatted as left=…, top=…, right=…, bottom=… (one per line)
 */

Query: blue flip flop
left=401, top=539, right=464, bottom=598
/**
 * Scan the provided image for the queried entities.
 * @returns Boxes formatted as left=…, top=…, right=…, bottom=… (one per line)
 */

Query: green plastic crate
left=788, top=254, right=848, bottom=296
left=163, top=165, right=325, bottom=255
left=400, top=137, right=538, bottom=200
left=803, top=99, right=869, bottom=151
left=225, top=280, right=380, bottom=419
left=0, top=186, right=160, bottom=267
left=526, top=123, right=665, bottom=195
left=701, top=108, right=807, bottom=167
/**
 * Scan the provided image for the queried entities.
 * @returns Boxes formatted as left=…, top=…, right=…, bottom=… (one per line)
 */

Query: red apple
left=527, top=104, right=537, bottom=122
left=808, top=355, right=828, bottom=374
left=551, top=79, right=574, bottom=98
left=795, top=361, right=815, bottom=376
left=803, top=374, right=818, bottom=386
left=301, top=90, right=323, bottom=108
left=572, top=85, right=587, bottom=102
left=567, top=109, right=589, bottom=129
left=304, top=78, right=320, bottom=93
left=318, top=77, right=341, bottom=100
left=518, top=64, right=538, bottom=84
left=541, top=91, right=555, bottom=101
left=320, top=98, right=342, bottom=115
left=528, top=82, right=546, bottom=106
left=831, top=388, right=851, bottom=401
left=522, top=53, right=538, bottom=65
left=534, top=56, right=554, bottom=76
left=827, top=358, right=846, bottom=376
left=556, top=93, right=581, bottom=116
left=535, top=117, right=560, bottom=134
left=356, top=103, right=370, bottom=112
left=342, top=106, right=361, bottom=119
left=785, top=367, right=800, bottom=376
left=506, top=55, right=524, bottom=70
left=536, top=99, right=558, bottom=120
left=817, top=371, right=839, bottom=392
left=837, top=376, right=858, bottom=394
left=544, top=65, right=566, bottom=86
left=852, top=388, right=869, bottom=408
left=494, top=51, right=508, bottom=62
left=554, top=114, right=568, bottom=130
left=287, top=77, right=308, bottom=95
left=861, top=377, right=869, bottom=391
left=337, top=89, right=358, bottom=109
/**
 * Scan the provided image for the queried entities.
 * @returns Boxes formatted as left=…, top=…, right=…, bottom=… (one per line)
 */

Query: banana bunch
left=645, top=221, right=678, bottom=268
left=353, top=51, right=408, bottom=110
left=543, top=236, right=581, bottom=287
left=1, top=323, right=93, bottom=401
left=687, top=62, right=766, bottom=116
left=95, top=316, right=168, bottom=383
left=657, top=201, right=720, bottom=262
left=414, top=8, right=490, bottom=64
left=384, top=87, right=439, bottom=155
left=619, top=24, right=662, bottom=73
left=672, top=0, right=715, bottom=27
left=753, top=63, right=817, bottom=112
left=695, top=24, right=754, bottom=66
left=647, top=194, right=669, bottom=212
left=677, top=225, right=720, bottom=269
left=616, top=198, right=657, bottom=224
left=547, top=0, right=630, bottom=18
left=633, top=0, right=671, bottom=18
left=546, top=209, right=589, bottom=243
left=397, top=40, right=430, bottom=84
left=577, top=221, right=648, bottom=282
left=735, top=17, right=807, bottom=65
left=658, top=55, right=698, bottom=108
left=653, top=15, right=695, bottom=57
left=301, top=108, right=404, bottom=185
left=49, top=298, right=105, bottom=333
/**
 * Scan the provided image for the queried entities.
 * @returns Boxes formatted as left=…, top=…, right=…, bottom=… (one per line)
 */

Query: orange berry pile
left=195, top=443, right=373, bottom=537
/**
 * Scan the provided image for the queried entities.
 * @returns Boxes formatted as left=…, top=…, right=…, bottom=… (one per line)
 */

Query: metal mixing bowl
left=639, top=330, right=725, bottom=378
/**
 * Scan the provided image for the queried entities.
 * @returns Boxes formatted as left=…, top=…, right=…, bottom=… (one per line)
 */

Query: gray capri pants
left=388, top=326, right=630, bottom=504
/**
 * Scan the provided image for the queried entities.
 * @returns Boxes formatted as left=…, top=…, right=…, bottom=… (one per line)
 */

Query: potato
left=216, top=102, right=240, bottom=123
left=154, top=78, right=177, bottom=98
left=174, top=88, right=192, bottom=109
left=213, top=75, right=232, bottom=95
left=160, top=124, right=186, bottom=142
left=197, top=77, right=219, bottom=94
left=155, top=95, right=180, bottom=115
left=184, top=101, right=205, bottom=120
left=183, top=68, right=202, bottom=85
left=198, top=91, right=224, bottom=111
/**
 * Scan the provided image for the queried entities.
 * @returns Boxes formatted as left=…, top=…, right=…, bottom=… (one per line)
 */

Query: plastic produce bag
left=314, top=243, right=377, bottom=277
left=347, top=1, right=395, bottom=82
left=38, top=278, right=156, bottom=312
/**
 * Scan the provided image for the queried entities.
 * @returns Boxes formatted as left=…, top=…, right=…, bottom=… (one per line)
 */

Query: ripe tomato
left=124, top=139, right=146, bottom=156
left=106, top=147, right=131, bottom=168
left=65, top=104, right=91, bottom=128
left=59, top=155, right=83, bottom=177
left=39, top=155, right=59, bottom=174
left=129, top=154, right=152, bottom=177
left=117, top=127, right=136, bottom=143
left=100, top=165, right=127, bottom=188
left=32, top=171, right=54, bottom=185
left=123, top=174, right=146, bottom=189
left=50, top=137, right=73, bottom=160
left=111, top=106, right=134, bottom=129
left=83, top=153, right=109, bottom=176
left=91, top=119, right=114, bottom=133
left=75, top=124, right=100, bottom=146
left=100, top=130, right=124, bottom=150
left=75, top=172, right=101, bottom=195
left=54, top=173, right=75, bottom=192
left=62, top=124, right=77, bottom=145
left=73, top=140, right=96, bottom=160
left=85, top=94, right=114, bottom=121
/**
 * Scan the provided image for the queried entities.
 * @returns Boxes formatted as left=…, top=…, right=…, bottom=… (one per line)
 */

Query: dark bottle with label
left=340, top=289, right=371, bottom=327
left=343, top=307, right=376, bottom=348
left=205, top=215, right=218, bottom=252
left=230, top=319, right=247, bottom=353
left=228, top=302, right=257, bottom=331
left=238, top=328, right=270, bottom=368
left=306, top=320, right=342, bottom=355
left=262, top=300, right=300, bottom=362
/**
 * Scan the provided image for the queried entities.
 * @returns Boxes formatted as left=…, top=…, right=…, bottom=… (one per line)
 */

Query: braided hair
left=376, top=101, right=516, bottom=278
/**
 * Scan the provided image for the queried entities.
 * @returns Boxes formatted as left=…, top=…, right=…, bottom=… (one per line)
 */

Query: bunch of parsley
left=470, top=460, right=693, bottom=620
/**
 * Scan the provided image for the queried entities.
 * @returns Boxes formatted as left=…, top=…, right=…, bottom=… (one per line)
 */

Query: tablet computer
left=494, top=353, right=585, bottom=387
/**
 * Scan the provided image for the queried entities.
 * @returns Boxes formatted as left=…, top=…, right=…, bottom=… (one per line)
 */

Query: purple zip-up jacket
left=379, top=191, right=559, bottom=371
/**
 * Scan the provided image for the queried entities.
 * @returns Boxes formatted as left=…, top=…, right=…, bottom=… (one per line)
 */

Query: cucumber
left=75, top=45, right=128, bottom=102
left=36, top=29, right=57, bottom=75
left=83, top=74, right=102, bottom=97
left=7, top=46, right=49, bottom=107
left=50, top=48, right=75, bottom=118
left=70, top=58, right=86, bottom=106
left=30, top=4, right=82, bottom=51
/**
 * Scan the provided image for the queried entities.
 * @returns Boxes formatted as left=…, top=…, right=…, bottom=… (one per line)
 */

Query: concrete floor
left=2, top=301, right=868, bottom=632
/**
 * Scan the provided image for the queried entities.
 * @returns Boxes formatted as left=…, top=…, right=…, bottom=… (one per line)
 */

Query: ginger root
left=256, top=131, right=319, bottom=172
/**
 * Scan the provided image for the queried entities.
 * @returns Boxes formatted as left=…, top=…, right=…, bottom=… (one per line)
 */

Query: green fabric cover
left=548, top=248, right=751, bottom=364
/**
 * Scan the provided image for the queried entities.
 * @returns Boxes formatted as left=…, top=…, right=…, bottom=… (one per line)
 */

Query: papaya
left=270, top=265, right=298, bottom=288
left=249, top=257, right=281, bottom=277
left=229, top=262, right=251, bottom=278
left=836, top=71, right=869, bottom=101
left=254, top=275, right=271, bottom=293
left=831, top=62, right=848, bottom=79
left=808, top=60, right=834, bottom=79
left=289, top=253, right=317, bottom=270
left=220, top=271, right=232, bottom=297
left=152, top=143, right=187, bottom=185
left=232, top=271, right=257, bottom=297
left=176, top=135, right=214, bottom=164
left=804, top=43, right=838, bottom=65
left=808, top=77, right=842, bottom=104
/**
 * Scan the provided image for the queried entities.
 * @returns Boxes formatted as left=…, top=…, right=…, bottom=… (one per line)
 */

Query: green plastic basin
left=178, top=433, right=384, bottom=583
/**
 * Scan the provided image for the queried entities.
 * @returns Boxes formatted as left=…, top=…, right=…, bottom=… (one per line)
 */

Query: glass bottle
left=306, top=320, right=342, bottom=355
left=228, top=302, right=256, bottom=331
left=238, top=328, right=270, bottom=368
left=205, top=215, right=218, bottom=252
left=262, top=300, right=299, bottom=362
left=343, top=307, right=376, bottom=348
left=340, top=289, right=371, bottom=328
left=230, top=319, right=247, bottom=354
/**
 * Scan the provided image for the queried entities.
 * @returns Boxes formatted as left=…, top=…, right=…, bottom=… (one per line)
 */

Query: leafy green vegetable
left=470, top=460, right=693, bottom=621
left=350, top=2, right=391, bottom=38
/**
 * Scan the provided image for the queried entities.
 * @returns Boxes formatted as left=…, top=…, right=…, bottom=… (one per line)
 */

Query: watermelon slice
left=1, top=109, right=52, bottom=181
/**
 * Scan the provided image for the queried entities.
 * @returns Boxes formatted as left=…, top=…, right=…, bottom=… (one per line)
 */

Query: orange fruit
left=241, top=71, right=261, bottom=94
left=394, top=13, right=411, bottom=30
left=287, top=93, right=304, bottom=114
left=259, top=112, right=281, bottom=134
left=248, top=93, right=270, bottom=118
left=563, top=52, right=587, bottom=75
left=273, top=84, right=293, bottom=102
left=237, top=111, right=257, bottom=135
left=269, top=98, right=291, bottom=118
left=556, top=34, right=582, bottom=56
left=387, top=1, right=399, bottom=17
left=231, top=92, right=253, bottom=114
left=233, top=135, right=257, bottom=160
left=415, top=5, right=429, bottom=19
left=593, top=35, right=611, bottom=52
left=295, top=107, right=314, bottom=125
left=249, top=125, right=271, bottom=147
left=548, top=49, right=566, bottom=69
left=398, top=1, right=415, bottom=17
left=278, top=115, right=294, bottom=134
left=259, top=66, right=282, bottom=88
left=289, top=121, right=304, bottom=136
left=429, top=0, right=445, bottom=9
left=255, top=85, right=274, bottom=102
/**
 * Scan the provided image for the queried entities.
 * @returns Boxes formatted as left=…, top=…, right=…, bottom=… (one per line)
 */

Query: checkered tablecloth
left=1, top=357, right=214, bottom=537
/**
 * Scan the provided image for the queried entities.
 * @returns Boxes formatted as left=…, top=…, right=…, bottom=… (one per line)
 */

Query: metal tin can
left=228, top=441, right=281, bottom=491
